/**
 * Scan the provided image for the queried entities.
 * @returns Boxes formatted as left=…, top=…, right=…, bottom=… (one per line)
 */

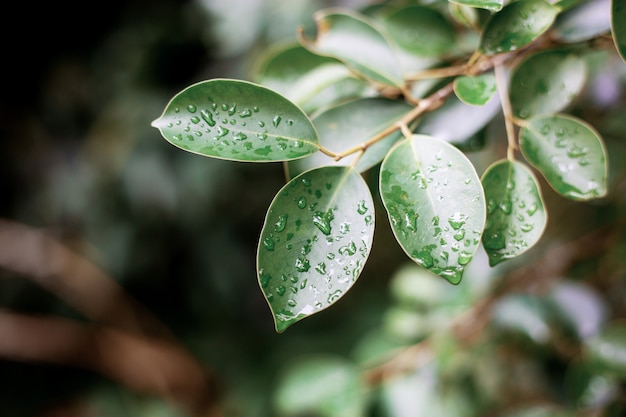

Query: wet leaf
left=519, top=114, right=608, bottom=200
left=479, top=0, right=560, bottom=55
left=381, top=5, right=457, bottom=57
left=287, top=97, right=412, bottom=178
left=257, top=166, right=375, bottom=332
left=274, top=356, right=366, bottom=417
left=449, top=0, right=503, bottom=12
left=510, top=50, right=587, bottom=119
left=552, top=0, right=611, bottom=43
left=584, top=322, right=626, bottom=377
left=612, top=0, right=626, bottom=63
left=379, top=135, right=486, bottom=284
left=481, top=160, right=547, bottom=266
left=453, top=73, right=497, bottom=106
left=298, top=9, right=404, bottom=88
left=152, top=79, right=319, bottom=162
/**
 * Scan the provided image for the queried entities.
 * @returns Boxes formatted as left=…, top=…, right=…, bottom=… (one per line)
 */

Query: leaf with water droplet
left=151, top=79, right=319, bottom=162
left=612, top=0, right=626, bottom=63
left=519, top=114, right=608, bottom=201
left=288, top=97, right=412, bottom=178
left=583, top=322, right=626, bottom=377
left=552, top=0, right=611, bottom=43
left=449, top=0, right=503, bottom=12
left=510, top=50, right=586, bottom=120
left=298, top=9, right=404, bottom=89
left=379, top=135, right=486, bottom=284
left=257, top=166, right=375, bottom=332
left=453, top=73, right=497, bottom=106
left=481, top=160, right=547, bottom=266
left=478, top=0, right=559, bottom=55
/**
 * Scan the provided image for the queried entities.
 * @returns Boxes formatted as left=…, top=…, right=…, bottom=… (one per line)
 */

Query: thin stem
left=494, top=63, right=517, bottom=161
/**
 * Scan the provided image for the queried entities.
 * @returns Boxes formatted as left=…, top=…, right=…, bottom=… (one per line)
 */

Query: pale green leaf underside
left=449, top=0, right=503, bottom=12
left=479, top=0, right=560, bottom=55
left=612, top=0, right=626, bottom=63
left=481, top=160, right=547, bottom=266
left=519, top=114, right=608, bottom=200
left=287, top=97, right=412, bottom=178
left=510, top=50, right=587, bottom=119
left=257, top=166, right=375, bottom=332
left=299, top=9, right=404, bottom=88
left=453, top=73, right=497, bottom=106
left=379, top=135, right=486, bottom=284
left=151, top=79, right=319, bottom=162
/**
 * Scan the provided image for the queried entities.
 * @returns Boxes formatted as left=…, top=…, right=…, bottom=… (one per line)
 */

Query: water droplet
left=328, top=290, right=343, bottom=303
left=258, top=121, right=265, bottom=127
left=527, top=202, right=538, bottom=216
left=239, top=108, right=252, bottom=118
left=448, top=212, right=468, bottom=230
left=458, top=251, right=472, bottom=265
left=356, top=200, right=368, bottom=215
left=293, top=140, right=303, bottom=148
left=296, top=197, right=307, bottom=209
left=413, top=246, right=435, bottom=268
left=216, top=126, right=229, bottom=138
left=233, top=132, right=248, bottom=141
left=277, top=143, right=287, bottom=151
left=404, top=210, right=418, bottom=232
left=201, top=110, right=216, bottom=127
left=273, top=115, right=282, bottom=127
left=483, top=231, right=506, bottom=250
left=295, top=257, right=310, bottom=272
left=262, top=236, right=275, bottom=251
left=499, top=200, right=513, bottom=214
left=275, top=214, right=288, bottom=232
left=315, top=263, right=327, bottom=275
left=567, top=145, right=588, bottom=158
left=190, top=116, right=200, bottom=124
left=259, top=270, right=272, bottom=288
left=301, top=178, right=311, bottom=187
left=338, top=240, right=357, bottom=256
left=340, top=222, right=350, bottom=234
left=454, top=229, right=465, bottom=241
left=287, top=119, right=294, bottom=126
left=313, top=209, right=334, bottom=235
left=276, top=285, right=286, bottom=296
left=187, top=104, right=197, bottom=113
left=221, top=104, right=228, bottom=111
left=487, top=199, right=497, bottom=214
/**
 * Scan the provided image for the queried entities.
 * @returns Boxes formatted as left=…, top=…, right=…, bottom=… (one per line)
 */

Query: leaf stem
left=494, top=63, right=517, bottom=161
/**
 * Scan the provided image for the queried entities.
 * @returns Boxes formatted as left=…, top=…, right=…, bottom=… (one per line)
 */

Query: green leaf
left=379, top=135, right=486, bottom=284
left=381, top=5, right=457, bottom=57
left=287, top=97, right=412, bottom=178
left=453, top=73, right=497, bottom=106
left=519, top=114, right=608, bottom=200
left=479, top=0, right=560, bottom=55
left=257, top=166, right=375, bottom=332
left=449, top=0, right=503, bottom=12
left=510, top=50, right=587, bottom=119
left=584, top=322, right=626, bottom=377
left=613, top=0, right=626, bottom=63
left=481, top=160, right=547, bottom=266
left=448, top=2, right=480, bottom=28
left=274, top=356, right=366, bottom=417
left=151, top=79, right=319, bottom=162
left=298, top=9, right=404, bottom=88
left=552, top=0, right=611, bottom=43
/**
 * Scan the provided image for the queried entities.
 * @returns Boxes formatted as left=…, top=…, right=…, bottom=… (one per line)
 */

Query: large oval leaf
left=298, top=9, right=404, bottom=88
left=613, top=0, right=626, bottom=63
left=151, top=79, right=319, bottom=162
left=257, top=166, right=375, bottom=332
left=287, top=97, right=412, bottom=178
left=519, top=114, right=608, bottom=200
left=584, top=322, right=626, bottom=377
left=479, top=0, right=560, bottom=55
left=509, top=50, right=587, bottom=119
left=379, top=135, right=486, bottom=284
left=481, top=160, right=547, bottom=266
left=552, top=0, right=611, bottom=43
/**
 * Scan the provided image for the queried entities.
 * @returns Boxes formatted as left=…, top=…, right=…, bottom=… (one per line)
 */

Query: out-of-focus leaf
left=481, top=160, right=547, bottom=266
left=552, top=0, right=611, bottom=43
left=389, top=263, right=450, bottom=310
left=274, top=355, right=366, bottom=417
left=448, top=2, right=480, bottom=28
left=584, top=322, right=626, bottom=377
left=453, top=73, right=497, bottom=106
left=519, top=114, right=608, bottom=200
left=287, top=97, right=412, bottom=178
left=257, top=166, right=374, bottom=332
left=612, top=0, right=626, bottom=63
left=379, top=135, right=486, bottom=284
left=449, top=0, right=503, bottom=12
left=299, top=9, right=404, bottom=88
left=499, top=405, right=576, bottom=417
left=152, top=79, right=319, bottom=162
left=491, top=294, right=552, bottom=344
left=510, top=50, right=587, bottom=119
left=479, top=0, right=560, bottom=55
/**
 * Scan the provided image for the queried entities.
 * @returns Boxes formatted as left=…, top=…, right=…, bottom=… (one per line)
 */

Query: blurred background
left=1, top=1, right=625, bottom=417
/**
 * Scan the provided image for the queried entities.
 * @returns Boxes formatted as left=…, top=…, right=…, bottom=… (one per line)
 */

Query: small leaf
left=448, top=2, right=480, bottom=28
left=449, top=0, right=503, bottom=12
left=481, top=160, right=547, bottom=266
left=612, top=0, right=626, bottom=63
left=298, top=9, right=404, bottom=88
left=152, top=79, right=319, bottom=162
left=379, top=135, right=486, bottom=284
left=584, top=322, right=626, bottom=377
left=287, top=97, right=412, bottom=178
left=257, top=166, right=375, bottom=332
left=510, top=50, right=587, bottom=119
left=479, top=0, right=560, bottom=55
left=453, top=73, right=497, bottom=106
left=519, top=114, right=608, bottom=200
left=552, top=0, right=611, bottom=43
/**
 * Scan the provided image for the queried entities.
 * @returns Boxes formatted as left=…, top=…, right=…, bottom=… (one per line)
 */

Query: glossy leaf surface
left=552, top=0, right=611, bottom=43
left=584, top=322, right=626, bottom=377
left=299, top=9, right=404, bottom=88
left=479, top=0, right=559, bottom=55
left=510, top=50, right=586, bottom=119
left=453, top=73, right=497, bottom=106
left=380, top=135, right=486, bottom=284
left=152, top=79, right=319, bottom=162
left=613, top=0, right=626, bottom=63
left=449, top=0, right=503, bottom=12
left=287, top=97, right=412, bottom=178
left=481, top=160, right=547, bottom=266
left=257, top=166, right=375, bottom=332
left=519, top=114, right=608, bottom=200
